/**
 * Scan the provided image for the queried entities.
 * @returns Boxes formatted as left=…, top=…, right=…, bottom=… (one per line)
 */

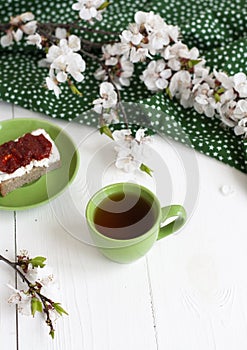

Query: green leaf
left=165, top=87, right=173, bottom=100
left=69, top=83, right=83, bottom=96
left=140, top=163, right=153, bottom=177
left=53, top=303, right=69, bottom=316
left=214, top=93, right=221, bottom=102
left=29, top=256, right=46, bottom=268
left=49, top=329, right=55, bottom=339
left=99, top=125, right=113, bottom=139
left=98, top=1, right=110, bottom=10
left=31, top=297, right=43, bottom=317
left=217, top=87, right=225, bottom=94
left=188, top=59, right=201, bottom=68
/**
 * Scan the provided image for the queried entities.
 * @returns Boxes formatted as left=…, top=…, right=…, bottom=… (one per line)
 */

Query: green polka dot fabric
left=0, top=0, right=246, bottom=173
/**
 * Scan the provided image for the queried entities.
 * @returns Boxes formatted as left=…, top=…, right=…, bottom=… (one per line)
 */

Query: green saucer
left=0, top=118, right=79, bottom=210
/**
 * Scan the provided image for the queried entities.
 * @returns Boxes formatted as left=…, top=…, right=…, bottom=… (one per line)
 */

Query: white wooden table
left=0, top=100, right=247, bottom=350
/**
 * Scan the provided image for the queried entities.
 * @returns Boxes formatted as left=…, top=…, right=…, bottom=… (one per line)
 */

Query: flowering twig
left=0, top=252, right=68, bottom=339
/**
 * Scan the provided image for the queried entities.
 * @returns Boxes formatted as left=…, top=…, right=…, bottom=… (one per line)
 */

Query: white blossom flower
left=112, top=129, right=131, bottom=141
left=101, top=43, right=119, bottom=66
left=112, top=129, right=150, bottom=173
left=169, top=70, right=193, bottom=108
left=72, top=0, right=105, bottom=22
left=135, top=128, right=151, bottom=143
left=23, top=263, right=55, bottom=287
left=119, top=11, right=178, bottom=62
left=162, top=43, right=184, bottom=71
left=102, top=55, right=134, bottom=89
left=120, top=11, right=170, bottom=63
left=192, top=61, right=214, bottom=88
left=135, top=11, right=165, bottom=38
left=93, top=82, right=118, bottom=113
left=0, top=12, right=37, bottom=47
left=129, top=47, right=150, bottom=63
left=120, top=30, right=149, bottom=63
left=45, top=35, right=86, bottom=92
left=26, top=33, right=42, bottom=48
left=94, top=43, right=124, bottom=81
left=218, top=88, right=236, bottom=105
left=117, top=56, right=134, bottom=87
left=0, top=28, right=24, bottom=47
left=146, top=25, right=179, bottom=54
left=94, top=44, right=130, bottom=84
left=134, top=11, right=179, bottom=54
left=55, top=27, right=67, bottom=39
left=193, top=83, right=216, bottom=117
left=214, top=69, right=233, bottom=90
left=99, top=82, right=117, bottom=108
left=7, top=285, right=32, bottom=316
left=218, top=98, right=247, bottom=131
left=46, top=35, right=82, bottom=60
left=232, top=72, right=247, bottom=98
left=46, top=75, right=62, bottom=98
left=163, top=42, right=200, bottom=71
left=232, top=99, right=247, bottom=120
left=112, top=129, right=142, bottom=173
left=66, top=52, right=86, bottom=82
left=115, top=145, right=142, bottom=173
left=234, top=116, right=247, bottom=137
left=218, top=100, right=237, bottom=127
left=121, top=25, right=143, bottom=46
left=140, top=59, right=172, bottom=92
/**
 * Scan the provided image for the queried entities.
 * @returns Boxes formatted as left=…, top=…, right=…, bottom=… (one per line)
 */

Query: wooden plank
left=146, top=149, right=247, bottom=349
left=0, top=211, right=17, bottom=350
left=0, top=102, right=17, bottom=350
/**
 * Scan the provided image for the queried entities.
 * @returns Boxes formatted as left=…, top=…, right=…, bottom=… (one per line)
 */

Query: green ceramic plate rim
left=0, top=118, right=80, bottom=211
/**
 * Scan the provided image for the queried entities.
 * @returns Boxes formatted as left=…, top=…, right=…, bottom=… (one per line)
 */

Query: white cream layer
left=0, top=129, right=60, bottom=183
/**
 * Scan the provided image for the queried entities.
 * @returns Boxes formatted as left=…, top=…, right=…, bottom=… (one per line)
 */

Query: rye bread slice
left=0, top=160, right=61, bottom=197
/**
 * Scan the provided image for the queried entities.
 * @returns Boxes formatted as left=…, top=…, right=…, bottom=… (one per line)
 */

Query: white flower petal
left=20, top=12, right=35, bottom=22
left=0, top=33, right=13, bottom=47
left=56, top=71, right=67, bottom=82
left=68, top=35, right=81, bottom=52
left=22, top=21, right=37, bottom=35
left=12, top=29, right=23, bottom=42
left=55, top=27, right=67, bottom=39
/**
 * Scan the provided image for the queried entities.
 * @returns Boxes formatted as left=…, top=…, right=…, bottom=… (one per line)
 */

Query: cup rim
left=85, top=182, right=161, bottom=244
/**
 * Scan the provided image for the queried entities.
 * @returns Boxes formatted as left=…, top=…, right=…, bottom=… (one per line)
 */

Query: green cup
left=85, top=182, right=186, bottom=263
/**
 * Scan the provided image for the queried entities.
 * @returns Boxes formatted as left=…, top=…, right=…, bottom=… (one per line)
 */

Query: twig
left=39, top=21, right=120, bottom=36
left=0, top=23, right=11, bottom=31
left=0, top=254, right=60, bottom=338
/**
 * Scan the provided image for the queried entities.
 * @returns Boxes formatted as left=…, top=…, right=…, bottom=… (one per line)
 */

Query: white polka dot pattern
left=0, top=0, right=246, bottom=173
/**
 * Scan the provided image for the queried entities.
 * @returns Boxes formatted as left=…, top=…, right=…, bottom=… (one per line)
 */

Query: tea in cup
left=86, top=182, right=186, bottom=263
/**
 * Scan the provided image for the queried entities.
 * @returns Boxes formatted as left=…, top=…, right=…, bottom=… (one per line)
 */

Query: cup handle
left=157, top=205, right=187, bottom=240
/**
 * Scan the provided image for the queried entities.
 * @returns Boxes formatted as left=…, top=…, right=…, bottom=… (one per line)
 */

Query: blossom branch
left=0, top=252, right=68, bottom=339
left=36, top=23, right=118, bottom=49
left=0, top=6, right=246, bottom=174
